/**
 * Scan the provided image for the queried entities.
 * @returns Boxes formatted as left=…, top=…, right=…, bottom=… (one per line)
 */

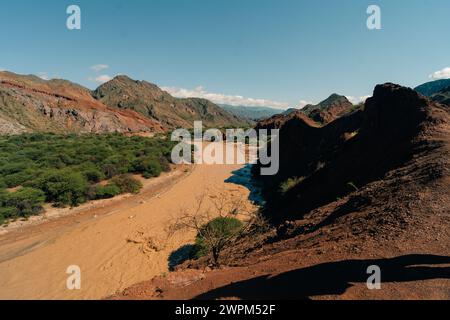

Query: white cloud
left=161, top=85, right=289, bottom=109
left=88, top=74, right=112, bottom=84
left=346, top=95, right=370, bottom=105
left=90, top=64, right=109, bottom=72
left=37, top=72, right=49, bottom=80
left=429, top=67, right=450, bottom=80
left=296, top=100, right=314, bottom=109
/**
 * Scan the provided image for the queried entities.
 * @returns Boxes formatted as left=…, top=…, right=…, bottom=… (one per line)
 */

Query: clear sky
left=0, top=0, right=449, bottom=108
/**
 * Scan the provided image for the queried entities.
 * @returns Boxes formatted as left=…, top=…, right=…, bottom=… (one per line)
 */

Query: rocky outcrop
left=256, top=94, right=355, bottom=130
left=256, top=83, right=449, bottom=223
left=304, top=94, right=354, bottom=124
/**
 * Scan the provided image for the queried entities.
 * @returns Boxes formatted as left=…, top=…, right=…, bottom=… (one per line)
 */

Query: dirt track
left=0, top=157, right=256, bottom=299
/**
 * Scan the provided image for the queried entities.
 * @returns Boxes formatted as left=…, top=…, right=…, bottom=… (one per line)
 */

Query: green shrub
left=0, top=162, right=30, bottom=175
left=101, top=155, right=132, bottom=178
left=135, top=157, right=163, bottom=178
left=4, top=187, right=45, bottom=217
left=82, top=168, right=105, bottom=183
left=192, top=217, right=243, bottom=265
left=0, top=188, right=7, bottom=203
left=0, top=207, right=16, bottom=220
left=3, top=169, right=40, bottom=188
left=34, top=170, right=88, bottom=207
left=93, top=184, right=121, bottom=199
left=279, top=176, right=305, bottom=195
left=110, top=175, right=142, bottom=194
left=159, top=157, right=171, bottom=172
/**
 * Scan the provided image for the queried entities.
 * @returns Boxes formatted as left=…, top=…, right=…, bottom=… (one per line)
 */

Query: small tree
left=193, top=217, right=243, bottom=266
left=169, top=193, right=269, bottom=268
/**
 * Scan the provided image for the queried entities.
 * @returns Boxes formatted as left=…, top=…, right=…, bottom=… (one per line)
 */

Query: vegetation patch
left=279, top=176, right=305, bottom=195
left=0, top=133, right=176, bottom=224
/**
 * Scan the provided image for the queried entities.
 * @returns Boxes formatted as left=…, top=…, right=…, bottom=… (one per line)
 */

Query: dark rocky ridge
left=256, top=83, right=449, bottom=223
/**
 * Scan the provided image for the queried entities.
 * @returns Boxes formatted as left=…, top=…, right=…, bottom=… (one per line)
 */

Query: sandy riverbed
left=0, top=156, right=257, bottom=299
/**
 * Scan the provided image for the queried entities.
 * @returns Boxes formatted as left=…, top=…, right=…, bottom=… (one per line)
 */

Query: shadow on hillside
left=195, top=254, right=450, bottom=300
left=168, top=244, right=195, bottom=271
left=225, top=165, right=265, bottom=206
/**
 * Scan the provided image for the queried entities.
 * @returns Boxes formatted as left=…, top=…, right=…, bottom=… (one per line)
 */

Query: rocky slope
left=0, top=71, right=164, bottom=134
left=114, top=83, right=450, bottom=300
left=92, top=75, right=250, bottom=129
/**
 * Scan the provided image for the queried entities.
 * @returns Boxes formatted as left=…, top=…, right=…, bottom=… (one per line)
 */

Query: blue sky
left=0, top=0, right=449, bottom=108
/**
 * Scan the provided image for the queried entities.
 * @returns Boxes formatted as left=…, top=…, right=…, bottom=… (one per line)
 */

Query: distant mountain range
left=413, top=78, right=450, bottom=107
left=414, top=78, right=450, bottom=97
left=0, top=71, right=250, bottom=134
left=218, top=104, right=283, bottom=121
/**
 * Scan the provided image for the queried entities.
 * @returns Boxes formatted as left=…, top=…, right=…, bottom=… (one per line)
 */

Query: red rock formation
left=0, top=71, right=164, bottom=134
